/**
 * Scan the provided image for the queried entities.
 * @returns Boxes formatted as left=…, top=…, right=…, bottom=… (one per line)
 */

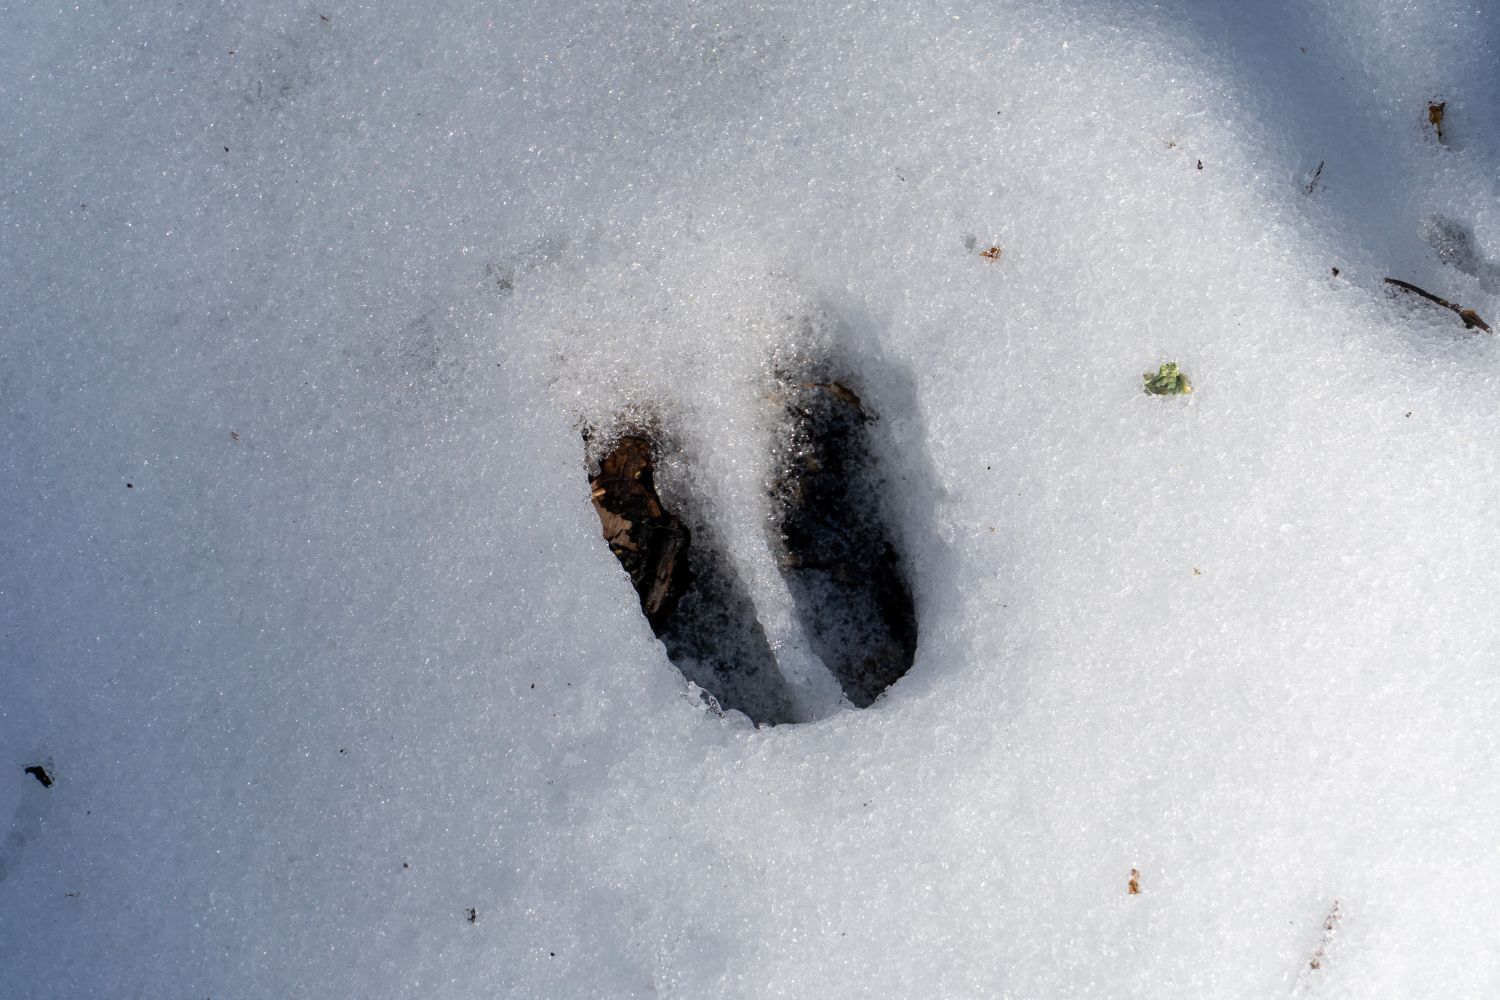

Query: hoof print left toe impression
left=588, top=430, right=793, bottom=725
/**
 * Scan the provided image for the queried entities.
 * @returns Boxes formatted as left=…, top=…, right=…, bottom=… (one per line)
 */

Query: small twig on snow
left=1305, top=160, right=1325, bottom=194
left=1383, top=277, right=1491, bottom=332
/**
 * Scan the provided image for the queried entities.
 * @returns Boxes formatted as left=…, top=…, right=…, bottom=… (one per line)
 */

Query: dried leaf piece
left=588, top=435, right=691, bottom=629
left=1143, top=362, right=1193, bottom=395
left=1428, top=101, right=1447, bottom=144
left=980, top=245, right=1002, bottom=261
left=1384, top=277, right=1491, bottom=332
left=1128, top=869, right=1141, bottom=895
left=1458, top=308, right=1490, bottom=332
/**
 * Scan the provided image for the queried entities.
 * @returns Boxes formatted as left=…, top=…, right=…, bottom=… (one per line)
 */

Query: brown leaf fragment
left=980, top=245, right=1002, bottom=260
left=588, top=434, right=691, bottom=630
left=596, top=509, right=637, bottom=551
left=1458, top=308, right=1491, bottom=332
left=1428, top=101, right=1446, bottom=144
left=1128, top=869, right=1141, bottom=895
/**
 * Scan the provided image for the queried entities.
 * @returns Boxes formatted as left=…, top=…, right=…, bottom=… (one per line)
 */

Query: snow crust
left=4, top=1, right=1500, bottom=996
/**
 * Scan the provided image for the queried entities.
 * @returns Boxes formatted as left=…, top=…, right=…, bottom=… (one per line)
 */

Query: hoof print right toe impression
left=770, top=369, right=919, bottom=708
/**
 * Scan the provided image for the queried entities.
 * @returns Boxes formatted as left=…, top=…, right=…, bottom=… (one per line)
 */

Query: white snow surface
left=4, top=1, right=1500, bottom=996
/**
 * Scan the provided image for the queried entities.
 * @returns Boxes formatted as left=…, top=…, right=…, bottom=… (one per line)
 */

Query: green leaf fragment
left=1143, top=362, right=1193, bottom=396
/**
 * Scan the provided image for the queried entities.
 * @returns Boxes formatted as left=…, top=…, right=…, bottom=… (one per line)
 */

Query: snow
left=4, top=0, right=1500, bottom=996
